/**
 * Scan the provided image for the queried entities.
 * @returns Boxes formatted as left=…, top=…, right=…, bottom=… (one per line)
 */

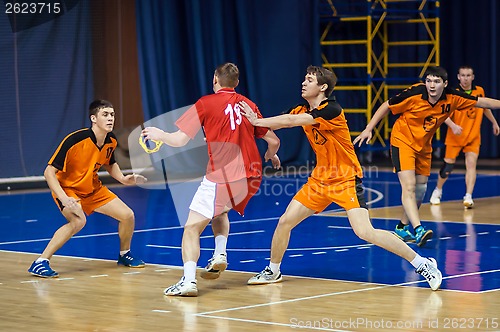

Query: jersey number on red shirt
left=224, top=103, right=242, bottom=130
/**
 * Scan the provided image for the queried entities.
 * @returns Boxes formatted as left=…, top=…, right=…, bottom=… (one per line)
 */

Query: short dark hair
left=306, top=65, right=337, bottom=97
left=215, top=62, right=239, bottom=88
left=458, top=65, right=474, bottom=73
left=424, top=66, right=448, bottom=82
left=88, top=99, right=113, bottom=118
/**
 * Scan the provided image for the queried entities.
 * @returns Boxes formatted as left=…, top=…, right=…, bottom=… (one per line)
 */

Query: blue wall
left=0, top=0, right=498, bottom=180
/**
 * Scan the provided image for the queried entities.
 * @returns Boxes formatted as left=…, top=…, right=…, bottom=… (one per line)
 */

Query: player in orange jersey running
left=354, top=66, right=500, bottom=246
left=241, top=66, right=442, bottom=291
left=429, top=66, right=500, bottom=208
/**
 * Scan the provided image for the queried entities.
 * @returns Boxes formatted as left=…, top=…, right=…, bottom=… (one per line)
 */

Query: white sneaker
left=429, top=188, right=442, bottom=205
left=416, top=258, right=442, bottom=291
left=200, top=253, right=227, bottom=280
left=463, top=194, right=474, bottom=208
left=164, top=277, right=198, bottom=297
left=247, top=266, right=283, bottom=285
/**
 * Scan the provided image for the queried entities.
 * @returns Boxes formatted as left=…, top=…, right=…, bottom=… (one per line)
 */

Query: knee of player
left=439, top=162, right=454, bottom=179
left=352, top=224, right=373, bottom=242
left=69, top=217, right=87, bottom=234
left=277, top=214, right=296, bottom=230
left=123, top=209, right=135, bottom=222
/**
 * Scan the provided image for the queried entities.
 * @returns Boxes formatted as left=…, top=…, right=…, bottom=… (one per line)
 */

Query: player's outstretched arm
left=476, top=97, right=500, bottom=110
left=141, top=127, right=191, bottom=148
left=104, top=163, right=147, bottom=185
left=353, top=101, right=391, bottom=147
left=239, top=101, right=315, bottom=130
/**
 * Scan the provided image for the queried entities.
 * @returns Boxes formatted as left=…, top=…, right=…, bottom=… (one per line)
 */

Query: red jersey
left=388, top=84, right=478, bottom=152
left=445, top=85, right=485, bottom=146
left=175, top=88, right=268, bottom=183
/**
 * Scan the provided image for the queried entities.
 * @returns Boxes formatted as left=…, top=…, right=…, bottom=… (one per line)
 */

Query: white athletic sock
left=120, top=250, right=130, bottom=256
left=410, top=254, right=427, bottom=269
left=183, top=261, right=197, bottom=282
left=269, top=262, right=281, bottom=274
left=35, top=258, right=49, bottom=263
left=214, top=235, right=227, bottom=256
left=434, top=187, right=442, bottom=194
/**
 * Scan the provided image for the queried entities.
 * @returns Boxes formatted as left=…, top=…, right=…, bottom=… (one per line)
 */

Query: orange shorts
left=445, top=137, right=480, bottom=159
left=52, top=186, right=117, bottom=216
left=293, top=176, right=367, bottom=212
left=391, top=144, right=432, bottom=176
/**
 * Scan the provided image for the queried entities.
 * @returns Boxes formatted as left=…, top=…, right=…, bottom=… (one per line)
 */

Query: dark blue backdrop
left=135, top=0, right=321, bottom=166
left=0, top=0, right=93, bottom=178
left=0, top=0, right=498, bottom=180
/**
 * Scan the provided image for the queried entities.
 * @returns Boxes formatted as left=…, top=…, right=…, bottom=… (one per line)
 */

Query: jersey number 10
left=224, top=104, right=242, bottom=130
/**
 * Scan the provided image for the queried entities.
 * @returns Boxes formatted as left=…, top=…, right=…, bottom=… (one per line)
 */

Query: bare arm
left=476, top=97, right=500, bottom=109
left=353, top=101, right=391, bottom=146
left=103, top=162, right=147, bottom=185
left=483, top=108, right=500, bottom=135
left=444, top=117, right=462, bottom=135
left=44, top=165, right=81, bottom=210
left=261, top=129, right=281, bottom=169
left=239, top=100, right=316, bottom=130
left=141, top=127, right=191, bottom=147
left=249, top=113, right=315, bottom=130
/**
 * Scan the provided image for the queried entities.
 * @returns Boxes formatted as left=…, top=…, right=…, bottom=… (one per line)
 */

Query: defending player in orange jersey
left=241, top=66, right=442, bottom=291
left=354, top=66, right=500, bottom=246
left=28, top=100, right=147, bottom=278
left=429, top=66, right=500, bottom=208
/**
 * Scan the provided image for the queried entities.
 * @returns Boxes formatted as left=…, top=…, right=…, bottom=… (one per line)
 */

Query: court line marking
left=0, top=217, right=279, bottom=246
left=3, top=249, right=498, bottom=293
left=146, top=243, right=375, bottom=252
left=1, top=208, right=498, bottom=247
left=196, top=268, right=500, bottom=318
left=195, top=314, right=351, bottom=332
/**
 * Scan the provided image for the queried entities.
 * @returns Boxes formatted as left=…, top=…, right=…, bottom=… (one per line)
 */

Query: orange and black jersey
left=388, top=83, right=478, bottom=152
left=49, top=128, right=117, bottom=196
left=445, top=85, right=485, bottom=146
left=289, top=97, right=363, bottom=183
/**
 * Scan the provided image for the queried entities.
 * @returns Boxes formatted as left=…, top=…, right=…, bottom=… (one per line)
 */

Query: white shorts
left=189, top=176, right=261, bottom=219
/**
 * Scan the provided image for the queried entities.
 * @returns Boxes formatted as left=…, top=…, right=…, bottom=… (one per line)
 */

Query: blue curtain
left=135, top=0, right=321, bottom=165
left=440, top=0, right=500, bottom=158
left=0, top=0, right=93, bottom=178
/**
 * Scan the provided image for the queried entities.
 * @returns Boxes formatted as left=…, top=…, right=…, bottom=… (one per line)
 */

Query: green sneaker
left=393, top=224, right=416, bottom=243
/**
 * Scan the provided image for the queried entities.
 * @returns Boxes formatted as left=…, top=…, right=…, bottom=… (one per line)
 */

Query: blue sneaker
left=28, top=260, right=59, bottom=278
left=393, top=224, right=416, bottom=243
left=415, top=226, right=433, bottom=247
left=117, top=251, right=145, bottom=268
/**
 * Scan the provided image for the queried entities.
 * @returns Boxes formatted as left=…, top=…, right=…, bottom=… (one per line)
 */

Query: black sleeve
left=449, top=87, right=478, bottom=101
left=388, top=84, right=426, bottom=106
left=309, top=102, right=342, bottom=120
left=50, top=131, right=89, bottom=170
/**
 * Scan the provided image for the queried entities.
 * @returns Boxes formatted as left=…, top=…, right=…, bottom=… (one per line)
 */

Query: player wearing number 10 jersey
left=141, top=63, right=280, bottom=296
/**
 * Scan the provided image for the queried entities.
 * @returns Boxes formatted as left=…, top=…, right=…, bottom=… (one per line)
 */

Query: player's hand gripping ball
left=139, top=135, right=163, bottom=154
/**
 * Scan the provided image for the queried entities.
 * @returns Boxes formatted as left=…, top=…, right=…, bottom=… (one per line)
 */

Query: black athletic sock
left=396, top=221, right=406, bottom=229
